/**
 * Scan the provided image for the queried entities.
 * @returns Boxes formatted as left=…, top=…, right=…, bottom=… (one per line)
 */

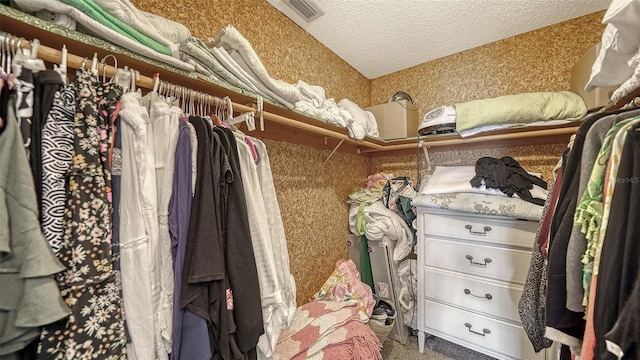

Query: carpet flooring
left=381, top=334, right=498, bottom=360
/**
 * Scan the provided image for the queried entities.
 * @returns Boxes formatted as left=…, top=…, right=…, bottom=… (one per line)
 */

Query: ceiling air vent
left=283, top=0, right=325, bottom=23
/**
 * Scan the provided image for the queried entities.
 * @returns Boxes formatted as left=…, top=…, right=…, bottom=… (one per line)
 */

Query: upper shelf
left=0, top=7, right=585, bottom=156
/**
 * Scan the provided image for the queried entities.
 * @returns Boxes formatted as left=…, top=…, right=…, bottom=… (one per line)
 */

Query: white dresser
left=416, top=207, right=553, bottom=360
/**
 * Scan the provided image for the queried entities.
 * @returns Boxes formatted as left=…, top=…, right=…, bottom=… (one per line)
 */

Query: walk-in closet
left=1, top=0, right=638, bottom=359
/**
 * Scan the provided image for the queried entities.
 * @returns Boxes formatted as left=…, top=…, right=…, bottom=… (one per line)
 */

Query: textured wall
left=370, top=11, right=606, bottom=118
left=130, top=0, right=371, bottom=108
left=128, top=1, right=605, bottom=305
left=261, top=139, right=369, bottom=304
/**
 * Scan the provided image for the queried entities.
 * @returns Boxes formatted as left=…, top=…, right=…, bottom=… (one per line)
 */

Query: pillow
left=585, top=23, right=637, bottom=92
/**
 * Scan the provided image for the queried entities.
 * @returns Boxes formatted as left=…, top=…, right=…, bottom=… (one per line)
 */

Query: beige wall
left=370, top=11, right=605, bottom=187
left=131, top=1, right=605, bottom=303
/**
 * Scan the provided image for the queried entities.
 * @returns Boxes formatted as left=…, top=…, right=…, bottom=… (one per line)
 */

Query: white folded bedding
left=14, top=0, right=195, bottom=72
left=224, top=49, right=295, bottom=108
left=338, top=99, right=379, bottom=139
left=421, top=166, right=548, bottom=201
left=212, top=25, right=302, bottom=104
left=89, top=0, right=191, bottom=56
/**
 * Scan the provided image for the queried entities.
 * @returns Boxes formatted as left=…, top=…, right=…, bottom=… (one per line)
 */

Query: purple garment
left=169, top=121, right=209, bottom=359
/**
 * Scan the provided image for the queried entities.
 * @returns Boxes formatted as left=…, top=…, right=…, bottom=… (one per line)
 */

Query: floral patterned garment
left=313, top=259, right=375, bottom=317
left=38, top=69, right=127, bottom=359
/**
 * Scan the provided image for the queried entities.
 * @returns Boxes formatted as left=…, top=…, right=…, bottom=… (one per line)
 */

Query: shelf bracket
left=323, top=139, right=344, bottom=166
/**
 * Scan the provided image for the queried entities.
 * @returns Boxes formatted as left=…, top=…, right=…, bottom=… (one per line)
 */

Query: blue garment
left=170, top=121, right=210, bottom=359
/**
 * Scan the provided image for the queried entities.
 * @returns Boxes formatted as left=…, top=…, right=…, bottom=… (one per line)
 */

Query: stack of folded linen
left=201, top=25, right=378, bottom=139
left=415, top=165, right=548, bottom=221
left=13, top=0, right=195, bottom=71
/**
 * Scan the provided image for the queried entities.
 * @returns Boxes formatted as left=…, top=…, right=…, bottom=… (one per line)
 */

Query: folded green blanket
left=455, top=91, right=587, bottom=133
left=61, top=0, right=172, bottom=56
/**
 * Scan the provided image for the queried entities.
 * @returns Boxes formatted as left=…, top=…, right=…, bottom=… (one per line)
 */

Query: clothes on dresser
left=470, top=156, right=548, bottom=206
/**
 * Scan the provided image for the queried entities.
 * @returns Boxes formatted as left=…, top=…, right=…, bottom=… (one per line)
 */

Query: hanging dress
left=38, top=68, right=127, bottom=359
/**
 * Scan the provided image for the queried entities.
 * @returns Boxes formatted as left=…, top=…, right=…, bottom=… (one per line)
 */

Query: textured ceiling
left=267, top=0, right=610, bottom=79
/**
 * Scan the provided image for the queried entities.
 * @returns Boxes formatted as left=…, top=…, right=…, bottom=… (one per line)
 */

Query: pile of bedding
left=415, top=164, right=548, bottom=221
left=12, top=0, right=195, bottom=71
left=275, top=259, right=381, bottom=360
left=422, top=91, right=588, bottom=138
left=203, top=25, right=378, bottom=140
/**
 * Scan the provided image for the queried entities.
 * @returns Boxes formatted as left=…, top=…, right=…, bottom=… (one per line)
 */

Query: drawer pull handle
left=465, top=323, right=491, bottom=336
left=465, top=224, right=492, bottom=236
left=465, top=255, right=492, bottom=267
left=464, top=288, right=493, bottom=300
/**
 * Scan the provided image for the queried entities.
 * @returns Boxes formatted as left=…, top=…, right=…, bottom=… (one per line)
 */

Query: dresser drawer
left=424, top=237, right=531, bottom=284
left=424, top=212, right=537, bottom=249
left=424, top=268, right=523, bottom=323
left=424, top=300, right=540, bottom=360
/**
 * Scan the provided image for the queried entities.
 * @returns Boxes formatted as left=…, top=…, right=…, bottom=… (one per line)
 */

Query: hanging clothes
left=0, top=93, right=69, bottom=358
left=234, top=133, right=283, bottom=360
left=40, top=83, right=75, bottom=255
left=181, top=116, right=227, bottom=359
left=213, top=126, right=264, bottom=358
left=251, top=138, right=297, bottom=328
left=591, top=120, right=640, bottom=360
left=118, top=91, right=159, bottom=360
left=151, top=100, right=182, bottom=357
left=39, top=68, right=127, bottom=359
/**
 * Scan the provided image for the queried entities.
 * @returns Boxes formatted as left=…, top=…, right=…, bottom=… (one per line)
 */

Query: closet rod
left=14, top=36, right=385, bottom=152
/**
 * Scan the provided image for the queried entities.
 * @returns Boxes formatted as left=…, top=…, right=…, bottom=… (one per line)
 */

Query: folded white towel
left=225, top=49, right=295, bottom=108
left=338, top=98, right=379, bottom=139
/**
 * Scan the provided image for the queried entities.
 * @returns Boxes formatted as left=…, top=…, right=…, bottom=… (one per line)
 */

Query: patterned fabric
left=574, top=118, right=636, bottom=252
left=274, top=300, right=381, bottom=360
left=41, top=84, right=76, bottom=255
left=38, top=69, right=126, bottom=359
left=412, top=191, right=544, bottom=221
left=518, top=156, right=563, bottom=353
left=593, top=120, right=638, bottom=278
left=312, top=259, right=375, bottom=317
left=579, top=118, right=640, bottom=308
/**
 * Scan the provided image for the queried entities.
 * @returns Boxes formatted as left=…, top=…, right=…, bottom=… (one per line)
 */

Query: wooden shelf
left=0, top=9, right=578, bottom=157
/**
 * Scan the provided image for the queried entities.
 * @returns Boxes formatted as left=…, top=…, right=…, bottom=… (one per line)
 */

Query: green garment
left=574, top=118, right=636, bottom=262
left=356, top=203, right=374, bottom=291
left=60, top=0, right=173, bottom=56
left=0, top=100, right=69, bottom=356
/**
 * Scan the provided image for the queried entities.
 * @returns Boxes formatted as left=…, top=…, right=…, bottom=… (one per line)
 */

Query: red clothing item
left=537, top=166, right=564, bottom=259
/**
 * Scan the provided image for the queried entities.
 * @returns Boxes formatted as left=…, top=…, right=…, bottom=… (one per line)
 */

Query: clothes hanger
left=90, top=52, right=99, bottom=76
left=99, top=54, right=117, bottom=83
left=53, top=44, right=68, bottom=83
